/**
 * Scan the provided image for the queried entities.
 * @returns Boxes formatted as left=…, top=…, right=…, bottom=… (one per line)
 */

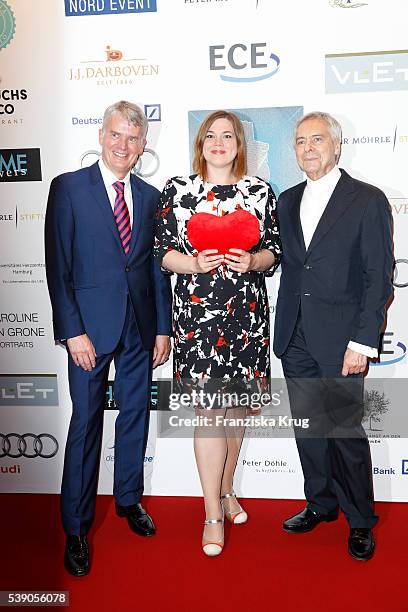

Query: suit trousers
left=60, top=300, right=152, bottom=535
left=281, top=314, right=378, bottom=528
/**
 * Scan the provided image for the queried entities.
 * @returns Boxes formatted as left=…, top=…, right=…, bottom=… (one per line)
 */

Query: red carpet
left=1, top=495, right=407, bottom=612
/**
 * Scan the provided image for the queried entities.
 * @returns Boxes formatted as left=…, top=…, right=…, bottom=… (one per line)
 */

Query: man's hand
left=67, top=334, right=97, bottom=371
left=224, top=249, right=254, bottom=273
left=153, top=335, right=171, bottom=369
left=341, top=348, right=367, bottom=376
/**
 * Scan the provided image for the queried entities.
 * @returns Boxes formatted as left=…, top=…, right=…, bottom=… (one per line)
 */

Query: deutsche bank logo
left=65, top=0, right=157, bottom=17
left=402, top=460, right=408, bottom=475
left=209, top=43, right=280, bottom=83
left=326, top=50, right=408, bottom=94
left=144, top=104, right=161, bottom=122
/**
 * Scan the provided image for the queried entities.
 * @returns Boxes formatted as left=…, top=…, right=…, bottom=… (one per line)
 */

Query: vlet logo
left=326, top=50, right=408, bottom=94
left=209, top=42, right=280, bottom=83
left=0, top=376, right=58, bottom=406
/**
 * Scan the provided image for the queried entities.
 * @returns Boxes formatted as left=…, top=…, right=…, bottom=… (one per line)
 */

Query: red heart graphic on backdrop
left=187, top=210, right=260, bottom=254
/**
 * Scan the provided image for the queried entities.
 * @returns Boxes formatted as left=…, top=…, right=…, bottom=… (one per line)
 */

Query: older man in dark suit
left=45, top=101, right=172, bottom=576
left=274, top=111, right=393, bottom=560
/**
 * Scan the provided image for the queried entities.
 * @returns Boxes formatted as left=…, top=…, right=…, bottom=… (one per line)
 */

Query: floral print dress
left=154, top=174, right=281, bottom=385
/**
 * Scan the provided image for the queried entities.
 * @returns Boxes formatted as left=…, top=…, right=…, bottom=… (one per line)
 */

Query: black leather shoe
left=116, top=502, right=156, bottom=537
left=64, top=535, right=90, bottom=577
left=283, top=507, right=338, bottom=533
left=348, top=528, right=375, bottom=561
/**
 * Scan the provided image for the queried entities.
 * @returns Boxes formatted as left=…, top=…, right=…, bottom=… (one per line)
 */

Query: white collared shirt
left=98, top=158, right=134, bottom=228
left=300, top=165, right=341, bottom=250
left=300, top=165, right=377, bottom=359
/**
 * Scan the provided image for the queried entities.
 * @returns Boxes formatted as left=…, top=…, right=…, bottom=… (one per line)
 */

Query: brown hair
left=192, top=110, right=247, bottom=182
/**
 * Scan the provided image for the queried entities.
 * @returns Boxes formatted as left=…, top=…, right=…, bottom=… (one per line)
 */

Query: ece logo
left=371, top=332, right=407, bottom=366
left=209, top=42, right=280, bottom=83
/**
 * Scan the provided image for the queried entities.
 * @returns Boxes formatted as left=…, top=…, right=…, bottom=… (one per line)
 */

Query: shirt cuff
left=348, top=341, right=378, bottom=358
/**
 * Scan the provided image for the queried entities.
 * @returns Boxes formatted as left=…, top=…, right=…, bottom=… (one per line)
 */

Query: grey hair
left=102, top=100, right=148, bottom=138
left=295, top=111, right=342, bottom=145
left=294, top=111, right=342, bottom=163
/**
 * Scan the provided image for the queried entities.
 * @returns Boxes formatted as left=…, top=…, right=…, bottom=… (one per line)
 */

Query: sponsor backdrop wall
left=1, top=0, right=407, bottom=501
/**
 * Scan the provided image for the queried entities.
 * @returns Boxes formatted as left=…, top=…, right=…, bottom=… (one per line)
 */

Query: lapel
left=306, top=169, right=356, bottom=255
left=88, top=162, right=124, bottom=254
left=126, top=172, right=144, bottom=260
left=286, top=181, right=307, bottom=260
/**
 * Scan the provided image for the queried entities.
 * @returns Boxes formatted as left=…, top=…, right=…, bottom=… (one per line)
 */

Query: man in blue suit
left=274, top=112, right=393, bottom=561
left=45, top=101, right=172, bottom=577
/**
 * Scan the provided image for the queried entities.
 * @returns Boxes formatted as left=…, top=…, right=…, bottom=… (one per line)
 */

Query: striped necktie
left=112, top=181, right=131, bottom=254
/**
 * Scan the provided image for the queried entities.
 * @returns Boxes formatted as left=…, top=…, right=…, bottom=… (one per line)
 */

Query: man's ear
left=335, top=141, right=341, bottom=163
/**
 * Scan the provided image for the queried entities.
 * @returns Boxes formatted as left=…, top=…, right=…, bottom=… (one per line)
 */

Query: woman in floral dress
left=154, top=110, right=281, bottom=556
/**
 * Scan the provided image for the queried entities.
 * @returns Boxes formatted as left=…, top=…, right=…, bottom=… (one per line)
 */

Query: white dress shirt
left=98, top=158, right=134, bottom=228
left=300, top=165, right=377, bottom=359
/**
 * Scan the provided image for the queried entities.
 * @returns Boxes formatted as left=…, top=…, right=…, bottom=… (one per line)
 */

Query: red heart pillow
left=187, top=210, right=260, bottom=254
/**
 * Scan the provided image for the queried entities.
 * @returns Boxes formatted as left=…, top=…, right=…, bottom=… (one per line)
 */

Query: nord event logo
left=209, top=42, right=280, bottom=83
left=65, top=0, right=157, bottom=16
left=326, top=50, right=408, bottom=94
left=0, top=148, right=42, bottom=182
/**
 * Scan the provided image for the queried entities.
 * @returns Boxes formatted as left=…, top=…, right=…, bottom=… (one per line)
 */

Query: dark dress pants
left=61, top=301, right=152, bottom=535
left=281, top=315, right=378, bottom=529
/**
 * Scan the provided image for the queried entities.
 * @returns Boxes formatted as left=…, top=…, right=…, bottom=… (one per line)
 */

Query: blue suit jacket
left=45, top=162, right=172, bottom=354
left=273, top=169, right=394, bottom=364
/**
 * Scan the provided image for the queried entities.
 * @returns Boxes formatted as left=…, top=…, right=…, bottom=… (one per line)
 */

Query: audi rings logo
left=393, top=259, right=408, bottom=288
left=79, top=148, right=160, bottom=178
left=0, top=433, right=59, bottom=459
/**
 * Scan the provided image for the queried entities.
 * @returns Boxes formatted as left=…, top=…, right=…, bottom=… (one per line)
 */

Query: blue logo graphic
left=371, top=340, right=407, bottom=366
left=209, top=43, right=280, bottom=83
left=65, top=0, right=157, bottom=17
left=144, top=104, right=161, bottom=122
left=402, top=460, right=408, bottom=475
left=0, top=0, right=15, bottom=50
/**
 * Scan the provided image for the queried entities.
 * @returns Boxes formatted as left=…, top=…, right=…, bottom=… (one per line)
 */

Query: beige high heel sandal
left=221, top=492, right=248, bottom=524
left=202, top=518, right=224, bottom=556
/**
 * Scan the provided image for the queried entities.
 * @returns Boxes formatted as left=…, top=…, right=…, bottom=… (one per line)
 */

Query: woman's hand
left=193, top=249, right=225, bottom=273
left=225, top=249, right=276, bottom=273
left=224, top=249, right=254, bottom=273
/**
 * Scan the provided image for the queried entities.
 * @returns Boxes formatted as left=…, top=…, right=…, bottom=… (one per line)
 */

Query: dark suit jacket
left=273, top=169, right=394, bottom=364
left=45, top=162, right=172, bottom=354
